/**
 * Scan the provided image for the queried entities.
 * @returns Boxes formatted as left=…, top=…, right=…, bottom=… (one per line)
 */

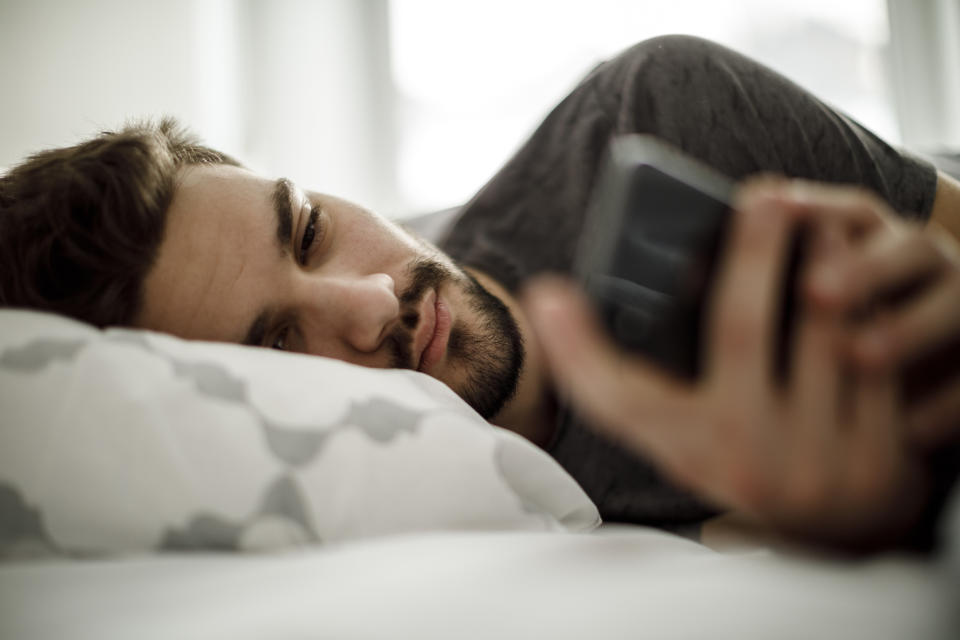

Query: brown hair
left=0, top=118, right=241, bottom=328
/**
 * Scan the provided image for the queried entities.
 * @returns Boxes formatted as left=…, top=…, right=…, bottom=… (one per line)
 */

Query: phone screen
left=576, top=136, right=734, bottom=379
left=577, top=135, right=811, bottom=380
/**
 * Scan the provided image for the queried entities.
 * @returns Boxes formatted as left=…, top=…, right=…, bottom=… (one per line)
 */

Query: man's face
left=138, top=164, right=523, bottom=419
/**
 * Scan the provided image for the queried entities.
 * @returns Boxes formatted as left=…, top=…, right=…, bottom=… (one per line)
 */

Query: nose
left=300, top=272, right=399, bottom=353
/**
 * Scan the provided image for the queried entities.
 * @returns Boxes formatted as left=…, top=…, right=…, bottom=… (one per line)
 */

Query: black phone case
left=576, top=135, right=802, bottom=380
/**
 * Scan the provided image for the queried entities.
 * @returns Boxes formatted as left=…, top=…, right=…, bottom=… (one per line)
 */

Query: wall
left=0, top=0, right=218, bottom=163
left=1, top=0, right=957, bottom=217
left=887, top=0, right=960, bottom=150
left=0, top=0, right=396, bottom=213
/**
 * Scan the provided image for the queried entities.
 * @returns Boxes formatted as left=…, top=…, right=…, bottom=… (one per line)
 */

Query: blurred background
left=0, top=0, right=957, bottom=218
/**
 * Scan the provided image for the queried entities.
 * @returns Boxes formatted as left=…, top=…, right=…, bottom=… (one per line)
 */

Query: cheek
left=342, top=217, right=424, bottom=268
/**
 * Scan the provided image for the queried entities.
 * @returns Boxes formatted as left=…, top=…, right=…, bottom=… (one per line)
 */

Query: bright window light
left=389, top=0, right=892, bottom=215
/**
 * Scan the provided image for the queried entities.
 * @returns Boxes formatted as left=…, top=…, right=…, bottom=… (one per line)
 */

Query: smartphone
left=575, top=135, right=802, bottom=380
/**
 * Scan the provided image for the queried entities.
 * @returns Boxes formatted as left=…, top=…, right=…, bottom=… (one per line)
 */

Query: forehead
left=174, top=163, right=274, bottom=213
left=136, top=164, right=282, bottom=341
left=163, top=163, right=281, bottom=265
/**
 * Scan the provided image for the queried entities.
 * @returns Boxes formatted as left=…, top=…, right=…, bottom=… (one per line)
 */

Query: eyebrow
left=272, top=177, right=295, bottom=253
left=242, top=178, right=296, bottom=347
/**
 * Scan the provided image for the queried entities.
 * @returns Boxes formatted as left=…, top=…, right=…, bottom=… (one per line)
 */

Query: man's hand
left=795, top=181, right=960, bottom=448
left=523, top=180, right=934, bottom=551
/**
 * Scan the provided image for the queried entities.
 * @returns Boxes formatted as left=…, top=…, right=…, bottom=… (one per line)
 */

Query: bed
left=1, top=211, right=958, bottom=639
left=3, top=526, right=958, bottom=640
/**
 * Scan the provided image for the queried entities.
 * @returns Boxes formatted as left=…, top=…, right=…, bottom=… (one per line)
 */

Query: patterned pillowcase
left=0, top=310, right=599, bottom=558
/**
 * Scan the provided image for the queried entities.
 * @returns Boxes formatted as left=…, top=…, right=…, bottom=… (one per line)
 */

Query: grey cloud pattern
left=109, top=332, right=248, bottom=404
left=160, top=513, right=245, bottom=551
left=105, top=334, right=446, bottom=548
left=170, top=359, right=248, bottom=403
left=159, top=475, right=319, bottom=551
left=344, top=397, right=422, bottom=441
left=403, top=372, right=480, bottom=415
left=0, top=338, right=85, bottom=373
left=263, top=424, right=329, bottom=467
left=259, top=475, right=319, bottom=541
left=261, top=398, right=423, bottom=467
left=1, top=326, right=584, bottom=556
left=109, top=331, right=427, bottom=457
left=0, top=483, right=59, bottom=558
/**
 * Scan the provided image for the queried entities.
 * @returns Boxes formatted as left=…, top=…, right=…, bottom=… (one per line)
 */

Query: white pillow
left=0, top=310, right=599, bottom=557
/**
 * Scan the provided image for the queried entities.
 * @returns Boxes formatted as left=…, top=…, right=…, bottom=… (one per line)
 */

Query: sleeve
left=443, top=35, right=939, bottom=295
left=587, top=34, right=939, bottom=222
left=441, top=35, right=945, bottom=537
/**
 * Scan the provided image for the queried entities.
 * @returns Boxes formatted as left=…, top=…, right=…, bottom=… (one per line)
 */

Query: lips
left=415, top=288, right=451, bottom=373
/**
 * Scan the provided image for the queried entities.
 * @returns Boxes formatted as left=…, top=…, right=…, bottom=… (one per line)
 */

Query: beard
left=385, top=257, right=524, bottom=420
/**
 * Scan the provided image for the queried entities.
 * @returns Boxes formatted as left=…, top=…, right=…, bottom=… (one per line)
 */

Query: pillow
left=0, top=310, right=599, bottom=557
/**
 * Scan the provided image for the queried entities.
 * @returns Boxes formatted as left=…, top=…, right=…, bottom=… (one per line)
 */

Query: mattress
left=2, top=526, right=957, bottom=640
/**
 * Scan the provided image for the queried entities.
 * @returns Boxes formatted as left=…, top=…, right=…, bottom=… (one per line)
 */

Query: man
left=2, top=36, right=958, bottom=551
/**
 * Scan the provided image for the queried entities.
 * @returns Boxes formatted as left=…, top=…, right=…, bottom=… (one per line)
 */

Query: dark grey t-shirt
left=440, top=35, right=939, bottom=531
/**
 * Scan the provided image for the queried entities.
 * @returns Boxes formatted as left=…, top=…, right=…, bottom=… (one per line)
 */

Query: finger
left=791, top=224, right=847, bottom=443
left=852, top=367, right=900, bottom=448
left=907, top=379, right=960, bottom=448
left=522, top=276, right=682, bottom=450
left=808, top=226, right=944, bottom=313
left=778, top=180, right=893, bottom=235
left=843, top=368, right=931, bottom=547
left=847, top=368, right=901, bottom=510
left=775, top=223, right=849, bottom=517
left=849, top=270, right=960, bottom=370
left=709, top=183, right=796, bottom=396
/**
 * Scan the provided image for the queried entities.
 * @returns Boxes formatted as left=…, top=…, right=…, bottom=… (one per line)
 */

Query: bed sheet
left=1, top=526, right=956, bottom=640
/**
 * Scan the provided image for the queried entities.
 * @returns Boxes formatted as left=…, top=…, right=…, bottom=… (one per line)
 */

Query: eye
left=270, top=326, right=290, bottom=351
left=299, top=205, right=322, bottom=265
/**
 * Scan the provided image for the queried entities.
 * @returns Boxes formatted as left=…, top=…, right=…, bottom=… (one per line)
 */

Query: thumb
left=522, top=275, right=673, bottom=434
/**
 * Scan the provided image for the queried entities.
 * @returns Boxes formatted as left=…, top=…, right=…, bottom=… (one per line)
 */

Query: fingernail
left=525, top=289, right=555, bottom=322
left=785, top=181, right=818, bottom=205
left=738, top=185, right=786, bottom=216
left=526, top=288, right=575, bottom=335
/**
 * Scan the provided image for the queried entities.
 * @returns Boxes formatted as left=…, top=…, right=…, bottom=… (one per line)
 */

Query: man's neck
left=466, top=268, right=557, bottom=448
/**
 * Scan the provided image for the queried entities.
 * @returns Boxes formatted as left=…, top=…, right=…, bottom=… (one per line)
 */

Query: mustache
left=387, top=257, right=455, bottom=370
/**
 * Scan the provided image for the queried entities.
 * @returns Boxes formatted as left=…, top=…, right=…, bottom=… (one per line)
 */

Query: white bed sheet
left=2, top=526, right=956, bottom=640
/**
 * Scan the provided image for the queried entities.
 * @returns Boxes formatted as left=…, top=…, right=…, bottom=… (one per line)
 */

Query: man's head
left=0, top=118, right=240, bottom=328
left=0, top=120, right=524, bottom=419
